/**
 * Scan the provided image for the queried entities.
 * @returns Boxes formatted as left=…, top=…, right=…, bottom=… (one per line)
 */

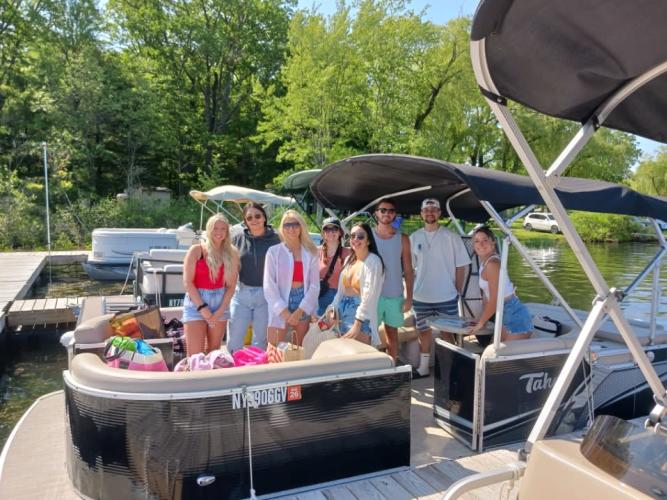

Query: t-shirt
left=410, top=227, right=471, bottom=303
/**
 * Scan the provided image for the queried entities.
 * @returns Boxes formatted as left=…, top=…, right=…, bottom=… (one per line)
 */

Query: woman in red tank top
left=183, top=214, right=239, bottom=356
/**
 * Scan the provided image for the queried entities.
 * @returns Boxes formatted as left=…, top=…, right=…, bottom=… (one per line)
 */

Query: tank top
left=292, top=260, right=304, bottom=282
left=193, top=248, right=224, bottom=289
left=478, top=255, right=514, bottom=300
left=372, top=229, right=402, bottom=297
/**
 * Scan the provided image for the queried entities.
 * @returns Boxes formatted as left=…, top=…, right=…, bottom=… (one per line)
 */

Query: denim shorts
left=493, top=295, right=533, bottom=334
left=182, top=288, right=230, bottom=323
left=413, top=297, right=459, bottom=331
left=288, top=286, right=309, bottom=321
left=338, top=295, right=371, bottom=336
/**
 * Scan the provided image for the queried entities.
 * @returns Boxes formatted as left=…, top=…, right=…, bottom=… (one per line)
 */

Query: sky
left=296, top=0, right=662, bottom=160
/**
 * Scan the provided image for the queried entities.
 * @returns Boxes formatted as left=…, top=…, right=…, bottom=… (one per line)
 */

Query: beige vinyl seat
left=69, top=339, right=394, bottom=394
left=520, top=438, right=653, bottom=499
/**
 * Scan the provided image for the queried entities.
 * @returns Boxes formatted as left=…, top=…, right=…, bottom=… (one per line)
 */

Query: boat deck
left=0, top=376, right=522, bottom=499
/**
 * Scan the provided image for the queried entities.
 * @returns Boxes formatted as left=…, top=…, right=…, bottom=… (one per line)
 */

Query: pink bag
left=174, top=349, right=235, bottom=372
left=232, top=346, right=268, bottom=366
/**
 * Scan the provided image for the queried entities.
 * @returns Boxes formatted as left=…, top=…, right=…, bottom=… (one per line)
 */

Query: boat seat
left=140, top=249, right=188, bottom=295
left=525, top=302, right=667, bottom=346
left=69, top=339, right=394, bottom=394
left=73, top=307, right=181, bottom=345
left=519, top=438, right=652, bottom=499
left=482, top=333, right=578, bottom=358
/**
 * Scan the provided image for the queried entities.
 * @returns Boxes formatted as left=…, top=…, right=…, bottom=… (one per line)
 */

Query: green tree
left=632, top=146, right=667, bottom=197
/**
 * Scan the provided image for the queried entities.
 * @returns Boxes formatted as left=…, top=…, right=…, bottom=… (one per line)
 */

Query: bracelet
left=197, top=302, right=208, bottom=311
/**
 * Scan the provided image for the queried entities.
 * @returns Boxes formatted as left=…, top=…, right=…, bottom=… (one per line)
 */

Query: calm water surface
left=1, top=242, right=666, bottom=447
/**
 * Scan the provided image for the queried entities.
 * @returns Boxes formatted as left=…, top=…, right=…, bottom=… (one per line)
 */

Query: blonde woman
left=264, top=210, right=319, bottom=346
left=182, top=214, right=239, bottom=355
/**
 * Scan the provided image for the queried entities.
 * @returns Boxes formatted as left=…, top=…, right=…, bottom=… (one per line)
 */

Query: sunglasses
left=350, top=232, right=367, bottom=240
left=376, top=207, right=396, bottom=214
left=323, top=226, right=339, bottom=233
left=245, top=213, right=263, bottom=221
left=283, top=222, right=300, bottom=230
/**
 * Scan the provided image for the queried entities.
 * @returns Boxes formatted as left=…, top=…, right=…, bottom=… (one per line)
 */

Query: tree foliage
left=0, top=0, right=652, bottom=249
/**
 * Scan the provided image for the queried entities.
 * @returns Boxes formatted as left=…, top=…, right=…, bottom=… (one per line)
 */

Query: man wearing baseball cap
left=409, top=198, right=471, bottom=377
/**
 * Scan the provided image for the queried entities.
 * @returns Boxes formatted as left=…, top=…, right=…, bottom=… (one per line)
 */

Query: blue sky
left=296, top=0, right=662, bottom=160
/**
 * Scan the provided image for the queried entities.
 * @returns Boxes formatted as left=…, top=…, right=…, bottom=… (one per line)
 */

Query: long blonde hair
left=204, top=213, right=239, bottom=285
left=278, top=209, right=317, bottom=255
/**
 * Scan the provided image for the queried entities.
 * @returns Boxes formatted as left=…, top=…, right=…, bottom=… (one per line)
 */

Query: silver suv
left=523, top=212, right=560, bottom=233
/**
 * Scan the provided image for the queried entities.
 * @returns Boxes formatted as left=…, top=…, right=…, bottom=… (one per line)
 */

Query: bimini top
left=189, top=185, right=294, bottom=206
left=310, top=154, right=667, bottom=222
left=471, top=0, right=667, bottom=144
left=283, top=169, right=322, bottom=192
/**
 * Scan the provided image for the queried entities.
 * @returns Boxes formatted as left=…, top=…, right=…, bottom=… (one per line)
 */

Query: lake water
left=0, top=240, right=665, bottom=446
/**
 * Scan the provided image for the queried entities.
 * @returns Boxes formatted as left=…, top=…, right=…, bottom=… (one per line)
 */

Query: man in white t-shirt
left=410, top=198, right=471, bottom=377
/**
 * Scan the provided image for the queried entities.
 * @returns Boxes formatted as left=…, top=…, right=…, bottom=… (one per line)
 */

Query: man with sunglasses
left=372, top=198, right=414, bottom=362
left=410, top=198, right=471, bottom=377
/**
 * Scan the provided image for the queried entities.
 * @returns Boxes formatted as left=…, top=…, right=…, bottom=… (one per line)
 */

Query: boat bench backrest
left=69, top=339, right=394, bottom=394
left=73, top=307, right=181, bottom=344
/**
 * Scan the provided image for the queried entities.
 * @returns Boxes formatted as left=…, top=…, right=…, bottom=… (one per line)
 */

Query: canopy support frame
left=471, top=38, right=667, bottom=452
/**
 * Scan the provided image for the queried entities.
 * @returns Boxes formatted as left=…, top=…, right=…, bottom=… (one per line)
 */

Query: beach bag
left=174, top=349, right=235, bottom=372
left=302, top=315, right=340, bottom=359
left=104, top=337, right=168, bottom=371
left=233, top=346, right=269, bottom=366
left=110, top=306, right=165, bottom=339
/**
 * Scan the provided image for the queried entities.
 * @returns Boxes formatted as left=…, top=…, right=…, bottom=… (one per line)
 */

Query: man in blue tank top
left=372, top=198, right=414, bottom=363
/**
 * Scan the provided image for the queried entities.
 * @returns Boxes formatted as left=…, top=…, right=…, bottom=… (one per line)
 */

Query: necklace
left=423, top=227, right=438, bottom=249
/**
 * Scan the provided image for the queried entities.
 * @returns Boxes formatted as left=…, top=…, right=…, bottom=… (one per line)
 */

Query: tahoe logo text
left=519, top=372, right=554, bottom=394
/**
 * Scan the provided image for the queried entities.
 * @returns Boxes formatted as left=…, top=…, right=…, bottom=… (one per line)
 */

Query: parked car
left=523, top=212, right=560, bottom=233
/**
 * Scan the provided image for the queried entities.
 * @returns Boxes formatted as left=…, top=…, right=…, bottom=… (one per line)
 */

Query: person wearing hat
left=409, top=198, right=471, bottom=377
left=317, top=217, right=351, bottom=315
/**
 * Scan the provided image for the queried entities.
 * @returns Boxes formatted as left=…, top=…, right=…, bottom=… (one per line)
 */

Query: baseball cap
left=421, top=198, right=440, bottom=210
left=322, top=217, right=342, bottom=229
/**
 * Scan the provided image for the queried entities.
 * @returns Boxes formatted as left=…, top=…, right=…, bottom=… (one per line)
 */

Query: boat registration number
left=232, top=385, right=301, bottom=410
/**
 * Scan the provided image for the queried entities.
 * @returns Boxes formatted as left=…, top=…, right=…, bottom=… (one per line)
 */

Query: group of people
left=181, top=198, right=533, bottom=376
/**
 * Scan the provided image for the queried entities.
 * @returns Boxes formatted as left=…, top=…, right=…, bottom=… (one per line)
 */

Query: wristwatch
left=197, top=302, right=208, bottom=311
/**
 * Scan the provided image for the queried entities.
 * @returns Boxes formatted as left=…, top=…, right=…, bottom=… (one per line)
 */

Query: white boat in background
left=82, top=224, right=197, bottom=281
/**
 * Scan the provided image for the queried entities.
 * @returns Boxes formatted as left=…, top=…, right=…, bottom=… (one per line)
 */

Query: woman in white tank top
left=468, top=227, right=532, bottom=344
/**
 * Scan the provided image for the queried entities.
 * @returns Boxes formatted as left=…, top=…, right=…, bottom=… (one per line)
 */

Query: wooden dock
left=0, top=251, right=90, bottom=330
left=5, top=295, right=137, bottom=329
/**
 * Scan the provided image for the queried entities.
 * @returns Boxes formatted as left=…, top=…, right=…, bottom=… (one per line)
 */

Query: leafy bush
left=570, top=212, right=643, bottom=242
left=52, top=197, right=201, bottom=248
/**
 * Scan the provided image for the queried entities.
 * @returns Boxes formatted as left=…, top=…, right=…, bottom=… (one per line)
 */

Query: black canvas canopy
left=310, top=154, right=667, bottom=222
left=471, top=0, right=667, bottom=144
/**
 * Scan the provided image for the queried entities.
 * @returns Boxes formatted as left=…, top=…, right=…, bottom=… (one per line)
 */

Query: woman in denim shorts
left=182, top=214, right=239, bottom=356
left=329, top=223, right=385, bottom=346
left=264, top=210, right=320, bottom=346
left=468, top=226, right=533, bottom=345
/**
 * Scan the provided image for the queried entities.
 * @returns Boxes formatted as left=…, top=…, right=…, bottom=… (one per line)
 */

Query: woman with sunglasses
left=317, top=217, right=351, bottom=316
left=468, top=226, right=533, bottom=345
left=329, top=222, right=384, bottom=346
left=182, top=213, right=239, bottom=355
left=264, top=210, right=320, bottom=346
left=227, top=203, right=280, bottom=352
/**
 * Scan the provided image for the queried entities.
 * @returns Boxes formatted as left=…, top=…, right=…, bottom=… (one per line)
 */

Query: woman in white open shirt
left=263, top=210, right=320, bottom=346
left=329, top=222, right=384, bottom=346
